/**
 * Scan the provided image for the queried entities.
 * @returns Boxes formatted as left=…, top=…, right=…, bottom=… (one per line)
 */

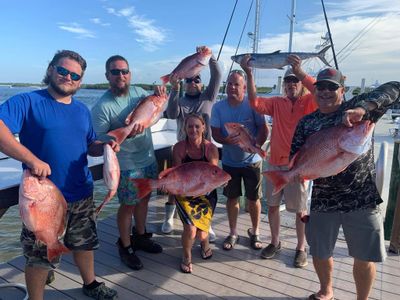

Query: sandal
left=200, top=246, right=213, bottom=260
left=247, top=228, right=262, bottom=250
left=223, top=235, right=239, bottom=251
left=308, top=294, right=334, bottom=300
left=180, top=259, right=192, bottom=274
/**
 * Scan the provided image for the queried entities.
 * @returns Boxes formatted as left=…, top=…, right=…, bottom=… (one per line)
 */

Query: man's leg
left=133, top=193, right=163, bottom=253
left=226, top=197, right=240, bottom=237
left=117, top=204, right=135, bottom=247
left=162, top=195, right=176, bottom=234
left=268, top=205, right=280, bottom=246
left=295, top=211, right=306, bottom=251
left=73, top=250, right=95, bottom=285
left=312, top=256, right=334, bottom=299
left=248, top=198, right=261, bottom=235
left=353, top=259, right=376, bottom=300
left=134, top=194, right=150, bottom=235
left=25, top=266, right=48, bottom=300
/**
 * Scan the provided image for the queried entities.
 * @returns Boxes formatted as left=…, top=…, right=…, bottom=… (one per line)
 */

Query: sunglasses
left=316, top=82, right=340, bottom=92
left=109, top=69, right=130, bottom=76
left=284, top=77, right=300, bottom=84
left=55, top=66, right=82, bottom=81
left=229, top=69, right=246, bottom=78
left=185, top=78, right=201, bottom=84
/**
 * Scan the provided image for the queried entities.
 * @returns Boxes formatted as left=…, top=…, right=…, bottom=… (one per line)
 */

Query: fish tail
left=318, top=45, right=331, bottom=67
left=160, top=74, right=170, bottom=85
left=263, top=170, right=289, bottom=195
left=47, top=242, right=70, bottom=262
left=107, top=127, right=131, bottom=145
left=131, top=178, right=154, bottom=199
left=95, top=190, right=116, bottom=215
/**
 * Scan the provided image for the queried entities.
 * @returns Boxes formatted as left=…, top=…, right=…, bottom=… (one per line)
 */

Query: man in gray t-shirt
left=162, top=46, right=222, bottom=236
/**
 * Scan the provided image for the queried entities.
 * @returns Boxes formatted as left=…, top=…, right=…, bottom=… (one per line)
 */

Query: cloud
left=58, top=23, right=95, bottom=39
left=105, top=6, right=167, bottom=51
left=90, top=18, right=110, bottom=27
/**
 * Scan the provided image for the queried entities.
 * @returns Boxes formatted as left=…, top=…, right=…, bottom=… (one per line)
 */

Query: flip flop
left=180, top=259, right=192, bottom=274
left=200, top=246, right=213, bottom=259
left=308, top=293, right=334, bottom=300
left=223, top=235, right=239, bottom=251
left=247, top=228, right=262, bottom=250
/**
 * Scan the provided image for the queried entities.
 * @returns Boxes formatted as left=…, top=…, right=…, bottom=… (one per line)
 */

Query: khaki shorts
left=305, top=208, right=387, bottom=262
left=265, top=164, right=309, bottom=213
left=21, top=195, right=99, bottom=269
left=222, top=161, right=262, bottom=201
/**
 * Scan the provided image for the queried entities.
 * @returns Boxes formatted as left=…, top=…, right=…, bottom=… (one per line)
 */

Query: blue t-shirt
left=0, top=89, right=96, bottom=202
left=210, top=97, right=266, bottom=167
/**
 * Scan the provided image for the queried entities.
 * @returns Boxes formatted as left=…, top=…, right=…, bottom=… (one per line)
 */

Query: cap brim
left=314, top=79, right=341, bottom=86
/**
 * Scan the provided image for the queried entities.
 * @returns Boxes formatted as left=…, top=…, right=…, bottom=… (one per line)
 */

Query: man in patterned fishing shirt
left=290, top=68, right=400, bottom=300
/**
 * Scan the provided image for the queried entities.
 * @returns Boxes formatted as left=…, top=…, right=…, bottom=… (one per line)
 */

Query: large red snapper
left=264, top=120, right=375, bottom=195
left=160, top=47, right=212, bottom=84
left=107, top=93, right=168, bottom=144
left=131, top=161, right=231, bottom=199
left=224, top=122, right=267, bottom=159
left=95, top=144, right=120, bottom=214
left=19, top=169, right=69, bottom=261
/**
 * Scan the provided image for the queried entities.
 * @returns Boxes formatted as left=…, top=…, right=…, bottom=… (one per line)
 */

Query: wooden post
left=384, top=141, right=400, bottom=248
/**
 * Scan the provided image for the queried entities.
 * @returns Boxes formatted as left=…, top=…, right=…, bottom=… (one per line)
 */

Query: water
left=0, top=86, right=114, bottom=263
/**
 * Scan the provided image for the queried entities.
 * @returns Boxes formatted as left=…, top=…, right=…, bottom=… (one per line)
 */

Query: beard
left=111, top=83, right=129, bottom=97
left=49, top=77, right=79, bottom=97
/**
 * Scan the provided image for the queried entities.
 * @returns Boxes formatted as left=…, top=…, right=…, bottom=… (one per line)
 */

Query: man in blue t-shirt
left=211, top=70, right=267, bottom=251
left=0, top=50, right=118, bottom=300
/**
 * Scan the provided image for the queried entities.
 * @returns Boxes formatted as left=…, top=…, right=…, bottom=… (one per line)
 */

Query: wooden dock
left=1, top=195, right=399, bottom=300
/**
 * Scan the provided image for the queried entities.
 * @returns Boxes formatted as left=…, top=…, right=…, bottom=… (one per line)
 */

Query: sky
left=0, top=0, right=399, bottom=87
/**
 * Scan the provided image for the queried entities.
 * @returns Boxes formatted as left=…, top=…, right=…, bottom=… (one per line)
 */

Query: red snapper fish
left=108, top=93, right=168, bottom=144
left=160, top=47, right=212, bottom=84
left=131, top=161, right=231, bottom=199
left=95, top=144, right=120, bottom=214
left=19, top=169, right=69, bottom=261
left=264, top=120, right=375, bottom=195
left=224, top=122, right=267, bottom=159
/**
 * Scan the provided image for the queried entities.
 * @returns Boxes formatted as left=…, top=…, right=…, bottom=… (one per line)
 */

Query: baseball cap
left=314, top=68, right=344, bottom=86
left=283, top=67, right=297, bottom=79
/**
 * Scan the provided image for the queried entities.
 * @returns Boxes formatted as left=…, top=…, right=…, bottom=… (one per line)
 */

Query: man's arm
left=287, top=54, right=316, bottom=93
left=87, top=140, right=120, bottom=157
left=255, top=122, right=268, bottom=147
left=202, top=54, right=222, bottom=102
left=211, top=126, right=240, bottom=146
left=166, top=73, right=180, bottom=119
left=0, top=120, right=50, bottom=177
left=343, top=81, right=400, bottom=126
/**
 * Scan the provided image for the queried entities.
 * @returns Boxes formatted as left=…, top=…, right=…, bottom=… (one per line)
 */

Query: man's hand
left=106, top=139, right=120, bottom=153
left=287, top=55, right=305, bottom=79
left=154, top=85, right=167, bottom=96
left=169, top=73, right=181, bottom=90
left=27, top=158, right=51, bottom=179
left=239, top=54, right=252, bottom=75
left=127, top=123, right=145, bottom=138
left=342, top=107, right=365, bottom=127
left=225, top=133, right=241, bottom=146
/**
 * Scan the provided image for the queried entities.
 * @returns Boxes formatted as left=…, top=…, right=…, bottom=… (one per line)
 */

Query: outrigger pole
left=321, top=0, right=339, bottom=69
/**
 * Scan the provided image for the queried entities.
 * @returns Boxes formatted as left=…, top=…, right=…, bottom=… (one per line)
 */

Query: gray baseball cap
left=314, top=68, right=344, bottom=86
left=283, top=67, right=297, bottom=79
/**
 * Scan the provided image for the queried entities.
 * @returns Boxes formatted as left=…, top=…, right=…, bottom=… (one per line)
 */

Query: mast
left=252, top=0, right=260, bottom=54
left=288, top=0, right=296, bottom=52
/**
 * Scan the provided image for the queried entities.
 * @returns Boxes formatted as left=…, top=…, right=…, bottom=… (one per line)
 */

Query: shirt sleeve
left=91, top=102, right=112, bottom=142
left=0, top=94, right=30, bottom=134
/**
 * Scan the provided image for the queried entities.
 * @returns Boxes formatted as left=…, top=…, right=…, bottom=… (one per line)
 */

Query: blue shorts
left=117, top=162, right=158, bottom=205
left=305, top=208, right=387, bottom=262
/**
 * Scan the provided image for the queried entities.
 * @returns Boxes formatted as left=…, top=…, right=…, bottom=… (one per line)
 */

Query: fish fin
left=287, top=152, right=299, bottom=170
left=263, top=170, right=288, bottom=195
left=160, top=74, right=170, bottom=85
left=47, top=242, right=70, bottom=262
left=107, top=127, right=131, bottom=145
left=278, top=67, right=284, bottom=70
left=131, top=178, right=154, bottom=199
left=271, top=50, right=281, bottom=54
left=317, top=45, right=331, bottom=67
left=159, top=165, right=180, bottom=179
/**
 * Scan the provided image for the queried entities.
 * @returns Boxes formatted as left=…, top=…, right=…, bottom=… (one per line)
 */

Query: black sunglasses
left=284, top=77, right=300, bottom=84
left=109, top=69, right=130, bottom=76
left=55, top=66, right=82, bottom=81
left=316, top=82, right=340, bottom=92
left=185, top=78, right=201, bottom=84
